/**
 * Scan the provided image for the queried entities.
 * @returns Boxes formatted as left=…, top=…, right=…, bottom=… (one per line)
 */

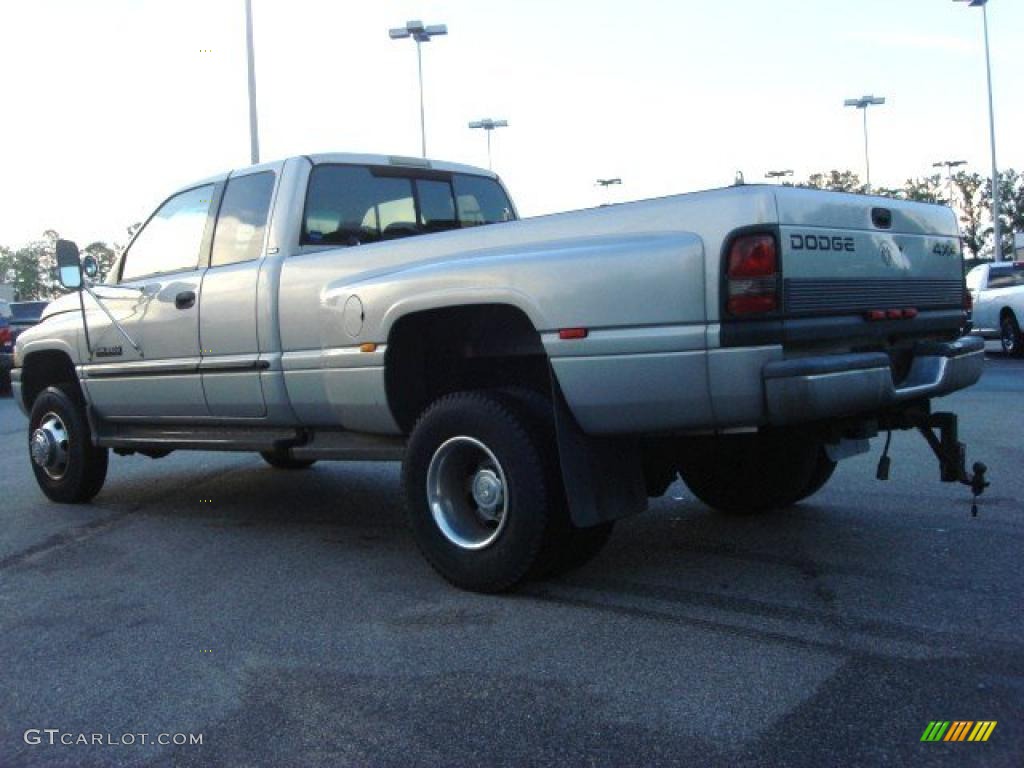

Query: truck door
left=199, top=167, right=278, bottom=417
left=82, top=183, right=216, bottom=419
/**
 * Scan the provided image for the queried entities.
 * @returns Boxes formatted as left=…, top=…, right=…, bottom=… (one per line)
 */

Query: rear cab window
left=986, top=266, right=1024, bottom=290
left=301, top=164, right=515, bottom=248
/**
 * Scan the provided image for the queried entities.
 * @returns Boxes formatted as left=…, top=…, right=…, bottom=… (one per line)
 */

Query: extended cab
left=14, top=153, right=987, bottom=592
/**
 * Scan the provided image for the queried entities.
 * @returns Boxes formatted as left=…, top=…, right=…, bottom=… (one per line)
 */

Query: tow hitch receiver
left=878, top=409, right=989, bottom=516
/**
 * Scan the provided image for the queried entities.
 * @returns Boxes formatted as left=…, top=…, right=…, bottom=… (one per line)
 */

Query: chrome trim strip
left=84, top=356, right=268, bottom=378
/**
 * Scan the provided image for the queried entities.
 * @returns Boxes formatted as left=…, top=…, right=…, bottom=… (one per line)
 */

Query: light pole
left=955, top=0, right=1002, bottom=259
left=933, top=159, right=967, bottom=203
left=244, top=0, right=259, bottom=164
left=596, top=178, right=622, bottom=204
left=844, top=95, right=885, bottom=193
left=389, top=20, right=448, bottom=158
left=468, top=119, right=508, bottom=170
left=765, top=170, right=794, bottom=184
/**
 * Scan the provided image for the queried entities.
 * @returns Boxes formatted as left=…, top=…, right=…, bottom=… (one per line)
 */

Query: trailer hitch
left=878, top=409, right=989, bottom=516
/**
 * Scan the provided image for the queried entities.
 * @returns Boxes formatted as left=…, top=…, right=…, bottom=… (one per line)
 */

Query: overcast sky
left=1, top=0, right=1021, bottom=248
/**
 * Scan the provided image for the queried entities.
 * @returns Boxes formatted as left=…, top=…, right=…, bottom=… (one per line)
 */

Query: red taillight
left=963, top=289, right=973, bottom=312
left=0, top=327, right=11, bottom=345
left=726, top=234, right=778, bottom=315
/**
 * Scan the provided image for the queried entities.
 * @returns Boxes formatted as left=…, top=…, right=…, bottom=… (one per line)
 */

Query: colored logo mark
left=920, top=721, right=997, bottom=742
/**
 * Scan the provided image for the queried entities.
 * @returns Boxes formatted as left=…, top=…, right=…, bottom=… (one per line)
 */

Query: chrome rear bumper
left=763, top=336, right=984, bottom=425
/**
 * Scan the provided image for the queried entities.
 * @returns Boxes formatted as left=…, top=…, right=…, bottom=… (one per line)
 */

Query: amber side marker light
left=359, top=343, right=378, bottom=353
left=558, top=328, right=588, bottom=340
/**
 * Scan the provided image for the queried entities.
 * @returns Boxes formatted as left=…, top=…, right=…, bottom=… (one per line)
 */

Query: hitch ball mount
left=878, top=409, right=989, bottom=517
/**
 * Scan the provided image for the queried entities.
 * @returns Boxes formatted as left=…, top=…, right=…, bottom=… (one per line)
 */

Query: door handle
left=175, top=290, right=196, bottom=310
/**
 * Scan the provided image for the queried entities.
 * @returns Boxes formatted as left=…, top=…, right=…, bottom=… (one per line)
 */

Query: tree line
left=0, top=225, right=136, bottom=302
left=1, top=168, right=1021, bottom=301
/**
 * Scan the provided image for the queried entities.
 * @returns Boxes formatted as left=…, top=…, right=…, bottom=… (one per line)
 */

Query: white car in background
left=967, top=261, right=1024, bottom=356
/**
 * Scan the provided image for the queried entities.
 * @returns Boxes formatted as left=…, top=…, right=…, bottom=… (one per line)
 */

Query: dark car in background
left=8, top=301, right=49, bottom=340
left=1, top=300, right=49, bottom=394
left=0, top=303, right=11, bottom=394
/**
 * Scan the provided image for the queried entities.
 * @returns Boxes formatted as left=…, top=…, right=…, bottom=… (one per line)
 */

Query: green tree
left=902, top=174, right=946, bottom=205
left=873, top=186, right=904, bottom=200
left=952, top=172, right=988, bottom=261
left=800, top=170, right=864, bottom=193
left=983, top=169, right=1024, bottom=258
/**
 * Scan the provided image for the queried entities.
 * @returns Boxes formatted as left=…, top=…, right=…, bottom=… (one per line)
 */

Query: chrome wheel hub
left=1002, top=323, right=1016, bottom=352
left=30, top=412, right=70, bottom=480
left=471, top=468, right=504, bottom=519
left=426, top=436, right=509, bottom=550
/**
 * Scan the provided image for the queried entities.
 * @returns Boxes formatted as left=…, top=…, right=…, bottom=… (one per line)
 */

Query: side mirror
left=55, top=239, right=82, bottom=291
left=82, top=255, right=99, bottom=280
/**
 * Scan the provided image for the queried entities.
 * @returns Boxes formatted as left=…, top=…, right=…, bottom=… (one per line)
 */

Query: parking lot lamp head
left=468, top=119, right=509, bottom=170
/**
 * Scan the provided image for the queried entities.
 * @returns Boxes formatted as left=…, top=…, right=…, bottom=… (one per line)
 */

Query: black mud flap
left=551, top=378, right=648, bottom=528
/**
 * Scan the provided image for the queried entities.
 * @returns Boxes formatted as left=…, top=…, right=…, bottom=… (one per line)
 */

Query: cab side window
left=120, top=185, right=214, bottom=282
left=210, top=172, right=276, bottom=268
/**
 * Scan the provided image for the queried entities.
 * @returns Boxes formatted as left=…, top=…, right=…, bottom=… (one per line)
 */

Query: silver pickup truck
left=14, top=152, right=987, bottom=592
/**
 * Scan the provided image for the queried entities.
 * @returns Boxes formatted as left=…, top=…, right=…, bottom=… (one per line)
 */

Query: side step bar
left=95, top=423, right=406, bottom=461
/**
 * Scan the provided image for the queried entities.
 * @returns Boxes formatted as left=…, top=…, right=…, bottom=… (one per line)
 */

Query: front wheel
left=1000, top=313, right=1023, bottom=357
left=28, top=385, right=108, bottom=503
left=403, top=391, right=558, bottom=593
left=677, top=431, right=833, bottom=514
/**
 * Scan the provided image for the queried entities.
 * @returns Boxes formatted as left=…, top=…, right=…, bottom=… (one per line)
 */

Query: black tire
left=259, top=450, right=316, bottom=470
left=795, top=449, right=838, bottom=502
left=28, top=384, right=108, bottom=503
left=1000, top=313, right=1024, bottom=357
left=678, top=431, right=828, bottom=514
left=403, top=390, right=558, bottom=593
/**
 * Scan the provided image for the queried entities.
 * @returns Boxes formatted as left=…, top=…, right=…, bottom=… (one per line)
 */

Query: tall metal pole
left=244, top=0, right=260, bottom=165
left=862, top=108, right=872, bottom=193
left=416, top=40, right=426, bottom=158
left=486, top=130, right=492, bottom=169
left=981, top=4, right=1002, bottom=260
left=845, top=96, right=884, bottom=193
left=391, top=22, right=446, bottom=158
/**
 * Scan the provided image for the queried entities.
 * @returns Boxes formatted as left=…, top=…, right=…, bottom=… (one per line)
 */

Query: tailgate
left=775, top=189, right=963, bottom=318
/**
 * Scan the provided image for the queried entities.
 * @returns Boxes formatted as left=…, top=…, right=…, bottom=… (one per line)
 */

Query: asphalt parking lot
left=1, top=350, right=1021, bottom=767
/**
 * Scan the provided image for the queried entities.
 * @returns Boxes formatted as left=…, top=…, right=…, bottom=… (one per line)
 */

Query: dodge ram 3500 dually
left=14, top=153, right=988, bottom=592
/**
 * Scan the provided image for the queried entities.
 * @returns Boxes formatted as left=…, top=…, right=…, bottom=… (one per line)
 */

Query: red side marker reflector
left=886, top=309, right=903, bottom=320
left=865, top=310, right=886, bottom=321
left=903, top=308, right=918, bottom=319
left=559, top=328, right=588, bottom=340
